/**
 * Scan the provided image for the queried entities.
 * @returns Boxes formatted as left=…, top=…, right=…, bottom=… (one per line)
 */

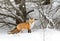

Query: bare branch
left=47, top=5, right=60, bottom=14
left=7, top=8, right=23, bottom=22
left=1, top=7, right=24, bottom=22
left=0, top=5, right=24, bottom=22
left=0, top=24, right=7, bottom=28
left=26, top=10, right=34, bottom=14
left=0, top=13, right=15, bottom=19
left=7, top=0, right=24, bottom=18
left=38, top=5, right=54, bottom=28
left=0, top=21, right=16, bottom=26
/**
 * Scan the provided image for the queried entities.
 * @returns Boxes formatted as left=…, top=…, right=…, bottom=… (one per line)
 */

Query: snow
left=52, top=2, right=60, bottom=8
left=0, top=29, right=43, bottom=41
left=45, top=28, right=60, bottom=41
left=0, top=28, right=60, bottom=41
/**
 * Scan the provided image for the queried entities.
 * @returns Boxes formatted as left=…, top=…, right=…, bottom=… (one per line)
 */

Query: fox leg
left=28, top=29, right=31, bottom=33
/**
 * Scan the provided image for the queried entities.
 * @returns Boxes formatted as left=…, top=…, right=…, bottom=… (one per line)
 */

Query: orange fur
left=17, top=22, right=30, bottom=31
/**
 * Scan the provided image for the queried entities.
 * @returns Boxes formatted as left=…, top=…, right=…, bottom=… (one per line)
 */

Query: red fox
left=8, top=18, right=35, bottom=34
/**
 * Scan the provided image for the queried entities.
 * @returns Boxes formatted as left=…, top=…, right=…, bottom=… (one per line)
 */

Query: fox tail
left=8, top=28, right=20, bottom=34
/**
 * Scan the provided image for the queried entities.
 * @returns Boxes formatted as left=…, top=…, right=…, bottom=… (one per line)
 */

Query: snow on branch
left=7, top=0, right=23, bottom=16
left=38, top=3, right=60, bottom=28
left=0, top=20, right=16, bottom=26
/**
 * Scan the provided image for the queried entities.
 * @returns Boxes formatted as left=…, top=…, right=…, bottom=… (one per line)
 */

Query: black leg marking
left=28, top=29, right=31, bottom=33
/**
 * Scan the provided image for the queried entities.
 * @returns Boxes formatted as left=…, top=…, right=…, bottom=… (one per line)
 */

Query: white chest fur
left=29, top=22, right=35, bottom=29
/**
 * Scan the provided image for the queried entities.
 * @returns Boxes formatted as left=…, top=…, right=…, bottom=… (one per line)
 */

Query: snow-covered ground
left=0, top=28, right=60, bottom=41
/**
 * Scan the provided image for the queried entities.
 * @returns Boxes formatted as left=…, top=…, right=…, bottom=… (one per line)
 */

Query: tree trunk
left=14, top=0, right=27, bottom=24
left=19, top=0, right=27, bottom=22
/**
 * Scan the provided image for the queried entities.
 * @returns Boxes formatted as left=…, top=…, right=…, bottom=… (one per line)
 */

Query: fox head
left=29, top=18, right=35, bottom=24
